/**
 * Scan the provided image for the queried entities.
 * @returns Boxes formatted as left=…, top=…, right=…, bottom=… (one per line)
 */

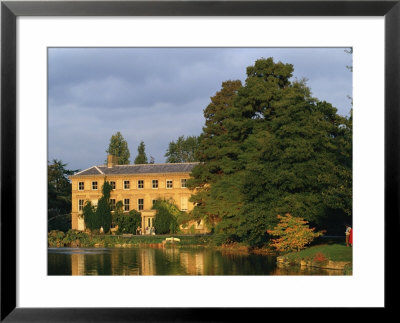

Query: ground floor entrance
left=141, top=210, right=156, bottom=235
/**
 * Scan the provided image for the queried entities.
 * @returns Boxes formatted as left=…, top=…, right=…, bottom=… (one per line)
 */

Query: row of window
left=78, top=197, right=188, bottom=212
left=78, top=179, right=187, bottom=191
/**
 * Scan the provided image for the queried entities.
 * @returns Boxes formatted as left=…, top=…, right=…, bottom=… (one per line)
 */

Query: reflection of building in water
left=110, top=251, right=139, bottom=275
left=139, top=249, right=156, bottom=275
left=71, top=253, right=85, bottom=276
left=179, top=251, right=205, bottom=275
left=162, top=247, right=180, bottom=262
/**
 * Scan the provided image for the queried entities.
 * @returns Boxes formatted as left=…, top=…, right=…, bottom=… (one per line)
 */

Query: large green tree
left=106, top=132, right=131, bottom=164
left=152, top=199, right=181, bottom=234
left=48, top=159, right=79, bottom=232
left=187, top=80, right=243, bottom=236
left=112, top=201, right=142, bottom=234
left=189, top=58, right=352, bottom=246
left=96, top=181, right=113, bottom=233
left=134, top=141, right=148, bottom=164
left=83, top=181, right=113, bottom=233
left=165, top=135, right=200, bottom=163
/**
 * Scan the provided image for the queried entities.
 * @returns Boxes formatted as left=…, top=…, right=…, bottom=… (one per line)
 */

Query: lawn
left=283, top=243, right=353, bottom=262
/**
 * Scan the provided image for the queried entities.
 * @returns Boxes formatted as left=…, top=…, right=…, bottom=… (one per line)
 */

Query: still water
left=48, top=247, right=343, bottom=275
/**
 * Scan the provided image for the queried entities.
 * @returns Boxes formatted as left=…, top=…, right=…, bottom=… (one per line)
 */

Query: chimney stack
left=107, top=155, right=118, bottom=168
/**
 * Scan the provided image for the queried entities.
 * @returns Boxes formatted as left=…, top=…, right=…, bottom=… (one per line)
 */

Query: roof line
left=97, top=162, right=200, bottom=167
left=73, top=166, right=97, bottom=176
left=94, top=166, right=104, bottom=174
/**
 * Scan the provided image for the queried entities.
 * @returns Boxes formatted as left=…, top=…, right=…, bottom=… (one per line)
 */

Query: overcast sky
left=48, top=48, right=352, bottom=171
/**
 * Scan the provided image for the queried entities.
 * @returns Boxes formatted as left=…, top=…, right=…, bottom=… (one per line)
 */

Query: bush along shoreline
left=48, top=230, right=278, bottom=254
left=48, top=230, right=214, bottom=249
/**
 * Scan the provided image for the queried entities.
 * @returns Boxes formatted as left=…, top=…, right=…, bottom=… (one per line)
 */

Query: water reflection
left=273, top=265, right=344, bottom=276
left=48, top=247, right=344, bottom=276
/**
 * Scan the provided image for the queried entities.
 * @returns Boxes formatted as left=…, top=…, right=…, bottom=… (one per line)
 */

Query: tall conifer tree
left=106, top=132, right=131, bottom=164
left=134, top=141, right=148, bottom=164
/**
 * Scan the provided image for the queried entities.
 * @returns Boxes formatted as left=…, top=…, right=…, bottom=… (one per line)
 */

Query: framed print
left=1, top=0, right=399, bottom=321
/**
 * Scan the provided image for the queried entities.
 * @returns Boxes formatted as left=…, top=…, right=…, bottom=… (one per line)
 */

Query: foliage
left=165, top=135, right=200, bottom=163
left=152, top=199, right=181, bottom=234
left=48, top=159, right=78, bottom=232
left=188, top=57, right=352, bottom=246
left=134, top=141, right=148, bottom=164
left=48, top=230, right=66, bottom=247
left=106, top=131, right=131, bottom=164
left=187, top=80, right=243, bottom=233
left=95, top=181, right=113, bottom=233
left=66, top=230, right=91, bottom=246
left=48, top=232, right=213, bottom=248
left=48, top=209, right=72, bottom=233
left=48, top=229, right=92, bottom=247
left=82, top=201, right=96, bottom=231
left=113, top=201, right=142, bottom=234
left=82, top=181, right=113, bottom=233
left=267, top=214, right=324, bottom=252
left=175, top=211, right=192, bottom=229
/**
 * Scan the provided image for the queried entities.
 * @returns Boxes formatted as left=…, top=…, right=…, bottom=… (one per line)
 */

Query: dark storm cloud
left=48, top=48, right=352, bottom=170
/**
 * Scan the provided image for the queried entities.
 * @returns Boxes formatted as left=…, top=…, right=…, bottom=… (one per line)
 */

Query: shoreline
left=48, top=230, right=277, bottom=255
left=276, top=256, right=351, bottom=271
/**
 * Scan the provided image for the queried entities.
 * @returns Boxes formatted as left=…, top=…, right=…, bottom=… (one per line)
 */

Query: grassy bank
left=278, top=243, right=352, bottom=274
left=283, top=243, right=352, bottom=262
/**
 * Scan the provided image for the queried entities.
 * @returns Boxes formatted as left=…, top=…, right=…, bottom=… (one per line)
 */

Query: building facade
left=69, top=156, right=206, bottom=234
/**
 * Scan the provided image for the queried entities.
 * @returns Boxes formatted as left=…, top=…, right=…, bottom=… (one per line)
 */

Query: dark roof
left=72, top=163, right=199, bottom=177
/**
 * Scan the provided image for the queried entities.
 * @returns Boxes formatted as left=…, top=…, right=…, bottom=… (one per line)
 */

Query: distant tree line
left=106, top=132, right=155, bottom=165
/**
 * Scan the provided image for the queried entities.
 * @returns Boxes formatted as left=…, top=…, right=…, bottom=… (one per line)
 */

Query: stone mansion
left=69, top=155, right=207, bottom=234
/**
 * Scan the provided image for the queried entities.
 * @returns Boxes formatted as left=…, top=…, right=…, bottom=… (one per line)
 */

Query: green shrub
left=82, top=201, right=96, bottom=231
left=152, top=199, right=181, bottom=234
left=82, top=181, right=113, bottom=233
left=114, top=209, right=142, bottom=234
left=62, top=229, right=91, bottom=247
left=48, top=230, right=65, bottom=247
left=211, top=232, right=240, bottom=246
left=95, top=181, right=112, bottom=233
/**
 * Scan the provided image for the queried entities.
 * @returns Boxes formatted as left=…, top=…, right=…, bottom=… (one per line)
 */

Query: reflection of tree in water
left=49, top=248, right=344, bottom=276
left=153, top=247, right=187, bottom=275
left=110, top=250, right=140, bottom=275
left=273, top=266, right=344, bottom=276
left=211, top=252, right=277, bottom=275
left=48, top=250, right=72, bottom=275
left=84, top=251, right=112, bottom=275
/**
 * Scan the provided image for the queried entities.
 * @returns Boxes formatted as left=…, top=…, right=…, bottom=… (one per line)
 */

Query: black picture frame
left=1, top=0, right=398, bottom=321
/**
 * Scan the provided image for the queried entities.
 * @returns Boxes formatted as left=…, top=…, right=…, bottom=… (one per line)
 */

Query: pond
left=48, top=247, right=344, bottom=275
